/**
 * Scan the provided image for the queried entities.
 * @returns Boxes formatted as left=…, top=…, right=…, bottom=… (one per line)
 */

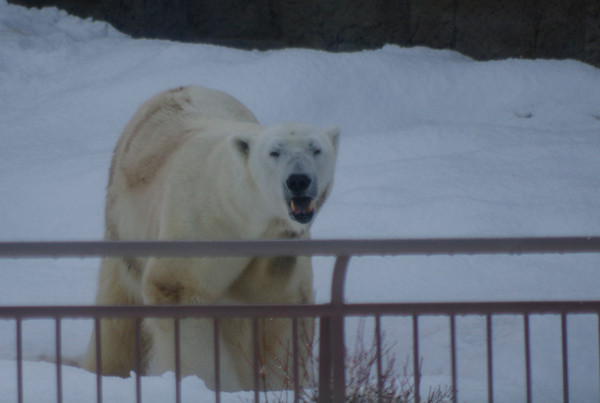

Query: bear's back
left=160, top=86, right=259, bottom=124
left=109, top=86, right=259, bottom=190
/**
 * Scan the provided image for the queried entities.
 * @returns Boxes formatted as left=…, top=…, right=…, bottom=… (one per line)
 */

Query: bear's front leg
left=144, top=315, right=251, bottom=391
left=142, top=256, right=253, bottom=390
left=83, top=258, right=151, bottom=376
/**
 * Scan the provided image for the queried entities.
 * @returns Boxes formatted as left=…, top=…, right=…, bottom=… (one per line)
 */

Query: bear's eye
left=270, top=151, right=280, bottom=158
left=313, top=149, right=322, bottom=156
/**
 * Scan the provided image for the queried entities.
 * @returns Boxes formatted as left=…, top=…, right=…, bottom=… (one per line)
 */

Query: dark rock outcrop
left=8, top=0, right=600, bottom=67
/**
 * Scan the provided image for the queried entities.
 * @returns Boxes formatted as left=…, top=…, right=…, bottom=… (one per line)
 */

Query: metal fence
left=1, top=237, right=600, bottom=403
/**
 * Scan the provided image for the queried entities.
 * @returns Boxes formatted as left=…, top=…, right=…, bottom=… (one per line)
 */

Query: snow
left=1, top=1, right=600, bottom=401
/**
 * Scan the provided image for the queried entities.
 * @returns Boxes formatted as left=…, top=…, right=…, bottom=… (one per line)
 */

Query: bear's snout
left=286, top=174, right=312, bottom=194
left=285, top=174, right=316, bottom=224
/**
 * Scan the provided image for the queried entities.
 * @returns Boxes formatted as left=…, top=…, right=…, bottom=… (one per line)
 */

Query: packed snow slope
left=1, top=2, right=600, bottom=402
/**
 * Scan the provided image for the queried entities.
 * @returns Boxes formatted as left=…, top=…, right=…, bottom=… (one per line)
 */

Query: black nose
left=286, top=174, right=312, bottom=193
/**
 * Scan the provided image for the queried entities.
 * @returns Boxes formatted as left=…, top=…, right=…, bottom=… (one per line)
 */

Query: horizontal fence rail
left=1, top=237, right=600, bottom=403
left=3, top=300, right=600, bottom=320
left=1, top=237, right=599, bottom=258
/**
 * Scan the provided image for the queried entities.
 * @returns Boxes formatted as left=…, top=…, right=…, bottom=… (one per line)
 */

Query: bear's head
left=230, top=123, right=340, bottom=227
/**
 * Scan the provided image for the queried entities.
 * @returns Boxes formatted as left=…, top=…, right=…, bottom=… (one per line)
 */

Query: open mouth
left=289, top=197, right=315, bottom=224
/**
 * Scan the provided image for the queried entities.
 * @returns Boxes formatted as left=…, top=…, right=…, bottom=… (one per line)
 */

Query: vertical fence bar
left=16, top=317, right=23, bottom=403
left=331, top=314, right=345, bottom=403
left=174, top=318, right=181, bottom=403
left=450, top=314, right=457, bottom=403
left=375, top=314, right=383, bottom=403
left=55, top=318, right=63, bottom=403
left=213, top=318, right=221, bottom=403
left=524, top=314, right=532, bottom=403
left=486, top=314, right=493, bottom=403
left=412, top=314, right=420, bottom=403
left=253, top=318, right=260, bottom=403
left=318, top=316, right=332, bottom=403
left=94, top=318, right=102, bottom=403
left=598, top=313, right=600, bottom=403
left=561, top=313, right=569, bottom=403
left=292, top=317, right=300, bottom=403
left=134, top=318, right=142, bottom=403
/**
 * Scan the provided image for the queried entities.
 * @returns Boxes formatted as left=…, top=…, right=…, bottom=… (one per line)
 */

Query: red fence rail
left=1, top=237, right=600, bottom=403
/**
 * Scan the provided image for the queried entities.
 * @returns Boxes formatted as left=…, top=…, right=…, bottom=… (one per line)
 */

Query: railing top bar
left=2, top=300, right=600, bottom=319
left=0, top=237, right=599, bottom=258
left=344, top=301, right=600, bottom=316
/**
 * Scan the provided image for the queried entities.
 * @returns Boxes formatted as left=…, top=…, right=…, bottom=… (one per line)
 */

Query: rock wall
left=9, top=0, right=600, bottom=67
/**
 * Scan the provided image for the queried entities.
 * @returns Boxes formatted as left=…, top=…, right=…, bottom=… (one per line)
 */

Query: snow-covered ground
left=1, top=2, right=600, bottom=402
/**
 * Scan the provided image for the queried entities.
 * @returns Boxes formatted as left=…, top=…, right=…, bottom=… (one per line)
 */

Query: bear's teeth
left=290, top=199, right=314, bottom=214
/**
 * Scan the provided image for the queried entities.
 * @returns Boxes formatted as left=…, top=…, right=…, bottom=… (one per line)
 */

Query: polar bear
left=83, top=86, right=340, bottom=391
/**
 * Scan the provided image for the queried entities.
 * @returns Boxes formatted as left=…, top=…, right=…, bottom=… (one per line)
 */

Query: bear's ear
left=325, top=126, right=341, bottom=152
left=229, top=134, right=252, bottom=162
